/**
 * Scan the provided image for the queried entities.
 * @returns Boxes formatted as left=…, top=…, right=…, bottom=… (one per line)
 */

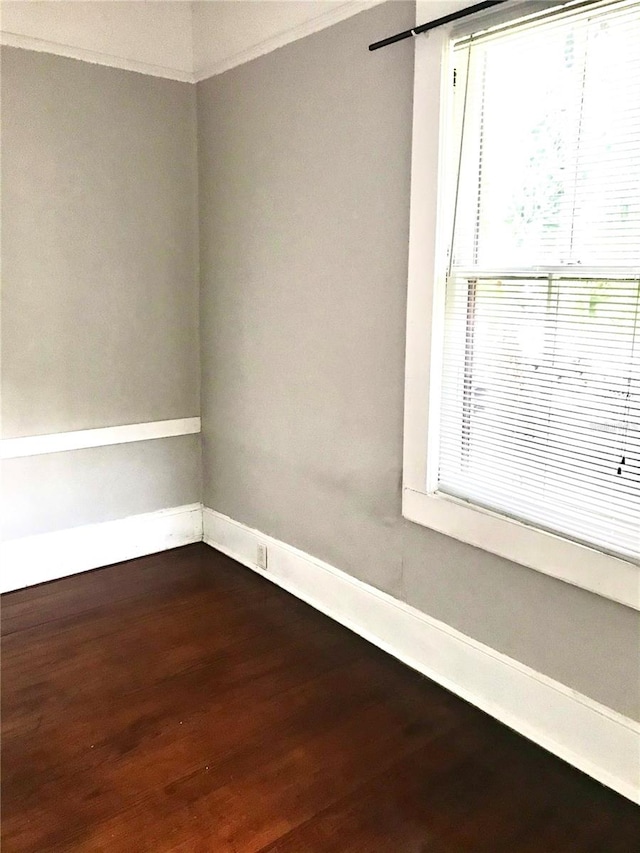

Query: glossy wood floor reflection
left=2, top=544, right=638, bottom=852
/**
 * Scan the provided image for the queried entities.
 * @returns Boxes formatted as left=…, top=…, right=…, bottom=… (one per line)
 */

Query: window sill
left=402, top=487, right=640, bottom=611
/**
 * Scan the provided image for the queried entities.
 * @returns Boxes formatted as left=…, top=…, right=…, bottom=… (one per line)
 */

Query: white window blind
left=439, top=0, right=640, bottom=562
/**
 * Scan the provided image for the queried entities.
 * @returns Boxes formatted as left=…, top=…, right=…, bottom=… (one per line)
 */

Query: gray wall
left=198, top=1, right=639, bottom=720
left=1, top=47, right=199, bottom=437
left=2, top=436, right=200, bottom=539
left=2, top=7, right=637, bottom=722
left=1, top=47, right=201, bottom=532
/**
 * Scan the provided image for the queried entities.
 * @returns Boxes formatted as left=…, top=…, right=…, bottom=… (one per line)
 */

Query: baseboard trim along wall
left=2, top=501, right=636, bottom=802
left=0, top=503, right=203, bottom=593
left=202, top=506, right=640, bottom=805
left=0, top=417, right=201, bottom=459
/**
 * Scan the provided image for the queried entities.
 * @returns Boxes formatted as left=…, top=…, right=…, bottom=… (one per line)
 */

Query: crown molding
left=193, top=0, right=384, bottom=83
left=0, top=32, right=195, bottom=82
left=2, top=1, right=385, bottom=84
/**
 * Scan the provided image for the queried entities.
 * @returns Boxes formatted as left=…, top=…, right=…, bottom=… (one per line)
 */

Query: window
left=403, top=0, right=640, bottom=609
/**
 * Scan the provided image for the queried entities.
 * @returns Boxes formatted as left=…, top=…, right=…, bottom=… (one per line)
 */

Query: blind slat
left=439, top=0, right=640, bottom=563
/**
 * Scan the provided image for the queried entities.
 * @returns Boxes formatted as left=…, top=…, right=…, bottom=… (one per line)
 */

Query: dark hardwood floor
left=1, top=543, right=638, bottom=852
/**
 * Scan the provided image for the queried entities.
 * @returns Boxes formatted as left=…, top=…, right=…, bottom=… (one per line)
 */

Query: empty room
left=1, top=0, right=639, bottom=849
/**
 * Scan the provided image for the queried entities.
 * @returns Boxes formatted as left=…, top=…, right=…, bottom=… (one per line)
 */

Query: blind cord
left=447, top=42, right=473, bottom=281
left=618, top=278, right=640, bottom=474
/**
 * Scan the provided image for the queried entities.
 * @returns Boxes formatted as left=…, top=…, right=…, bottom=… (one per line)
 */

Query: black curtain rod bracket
left=368, top=1, right=507, bottom=51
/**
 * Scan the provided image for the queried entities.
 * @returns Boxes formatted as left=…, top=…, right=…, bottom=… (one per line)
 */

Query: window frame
left=402, top=0, right=640, bottom=610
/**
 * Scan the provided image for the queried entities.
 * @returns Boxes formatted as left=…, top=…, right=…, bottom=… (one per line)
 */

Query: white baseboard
left=203, top=506, right=640, bottom=805
left=3, top=501, right=637, bottom=802
left=0, top=503, right=203, bottom=593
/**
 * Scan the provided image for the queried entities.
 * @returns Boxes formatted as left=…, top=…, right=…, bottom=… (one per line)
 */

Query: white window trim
left=402, top=0, right=640, bottom=611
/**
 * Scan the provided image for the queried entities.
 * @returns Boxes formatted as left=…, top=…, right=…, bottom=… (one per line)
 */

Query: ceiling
left=0, top=0, right=385, bottom=82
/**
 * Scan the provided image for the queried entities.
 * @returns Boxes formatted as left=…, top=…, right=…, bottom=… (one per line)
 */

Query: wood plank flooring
left=2, top=543, right=638, bottom=852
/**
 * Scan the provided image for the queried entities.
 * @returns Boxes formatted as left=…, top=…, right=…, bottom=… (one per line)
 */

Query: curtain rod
left=368, top=1, right=507, bottom=51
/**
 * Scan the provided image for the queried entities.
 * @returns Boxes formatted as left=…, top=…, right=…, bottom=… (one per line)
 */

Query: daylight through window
left=438, top=0, right=640, bottom=561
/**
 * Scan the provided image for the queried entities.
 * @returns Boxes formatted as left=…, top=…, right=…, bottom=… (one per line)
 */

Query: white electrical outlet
left=256, top=543, right=268, bottom=570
